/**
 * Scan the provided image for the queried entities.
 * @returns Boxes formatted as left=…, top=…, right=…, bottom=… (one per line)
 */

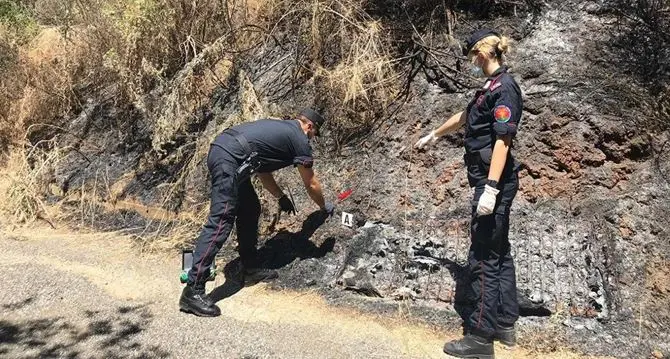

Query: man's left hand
left=278, top=195, right=296, bottom=215
left=476, top=185, right=500, bottom=216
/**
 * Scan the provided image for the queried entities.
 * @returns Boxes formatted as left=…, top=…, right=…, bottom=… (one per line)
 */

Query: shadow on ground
left=0, top=300, right=169, bottom=358
left=209, top=210, right=335, bottom=303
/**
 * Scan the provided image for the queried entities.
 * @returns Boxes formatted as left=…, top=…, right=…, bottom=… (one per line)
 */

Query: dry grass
left=1, top=0, right=403, bottom=148
left=260, top=0, right=400, bottom=143
left=310, top=4, right=397, bottom=103
left=0, top=28, right=23, bottom=150
left=130, top=209, right=205, bottom=253
left=0, top=1, right=260, bottom=230
left=1, top=24, right=89, bottom=151
left=518, top=324, right=571, bottom=354
left=0, top=140, right=63, bottom=226
left=19, top=28, right=76, bottom=127
left=146, top=48, right=235, bottom=153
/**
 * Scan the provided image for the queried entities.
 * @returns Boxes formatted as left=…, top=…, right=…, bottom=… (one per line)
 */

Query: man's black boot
left=243, top=267, right=278, bottom=284
left=179, top=283, right=221, bottom=317
left=494, top=325, right=516, bottom=347
left=443, top=334, right=494, bottom=359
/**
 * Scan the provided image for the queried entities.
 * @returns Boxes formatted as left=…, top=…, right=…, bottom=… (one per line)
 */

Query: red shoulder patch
left=494, top=105, right=512, bottom=123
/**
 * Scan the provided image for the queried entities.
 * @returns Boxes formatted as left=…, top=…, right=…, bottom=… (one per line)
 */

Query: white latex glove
left=414, top=131, right=437, bottom=149
left=476, top=185, right=500, bottom=216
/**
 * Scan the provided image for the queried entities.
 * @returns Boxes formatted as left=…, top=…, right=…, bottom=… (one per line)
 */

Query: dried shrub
left=0, top=140, right=63, bottom=225
left=68, top=0, right=253, bottom=105
left=18, top=28, right=76, bottom=130
left=0, top=29, right=24, bottom=151
left=0, top=1, right=38, bottom=151
left=601, top=0, right=670, bottom=132
left=260, top=0, right=401, bottom=145
left=608, top=0, right=669, bottom=88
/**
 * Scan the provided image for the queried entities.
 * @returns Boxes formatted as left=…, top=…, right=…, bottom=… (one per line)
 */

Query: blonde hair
left=469, top=35, right=511, bottom=62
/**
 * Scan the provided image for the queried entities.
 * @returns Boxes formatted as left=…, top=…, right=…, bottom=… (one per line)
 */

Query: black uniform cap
left=462, top=29, right=501, bottom=56
left=299, top=108, right=326, bottom=135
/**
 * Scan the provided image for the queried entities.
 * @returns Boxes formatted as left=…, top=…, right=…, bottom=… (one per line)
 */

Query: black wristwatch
left=486, top=179, right=498, bottom=188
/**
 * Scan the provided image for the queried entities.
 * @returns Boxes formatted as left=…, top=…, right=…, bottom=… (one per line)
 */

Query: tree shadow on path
left=0, top=301, right=169, bottom=358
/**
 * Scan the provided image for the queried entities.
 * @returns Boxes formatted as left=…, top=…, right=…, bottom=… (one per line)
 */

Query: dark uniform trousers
left=465, top=163, right=520, bottom=339
left=187, top=144, right=261, bottom=286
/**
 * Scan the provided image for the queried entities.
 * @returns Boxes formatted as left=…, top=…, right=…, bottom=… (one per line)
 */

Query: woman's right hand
left=414, top=131, right=437, bottom=149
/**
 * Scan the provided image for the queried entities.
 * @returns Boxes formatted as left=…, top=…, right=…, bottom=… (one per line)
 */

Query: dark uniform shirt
left=464, top=66, right=523, bottom=183
left=212, top=119, right=313, bottom=173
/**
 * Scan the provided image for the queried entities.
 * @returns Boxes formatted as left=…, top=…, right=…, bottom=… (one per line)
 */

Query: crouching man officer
left=180, top=109, right=335, bottom=317
left=415, top=29, right=522, bottom=358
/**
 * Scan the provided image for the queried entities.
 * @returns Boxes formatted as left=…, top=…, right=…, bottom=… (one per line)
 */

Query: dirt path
left=0, top=227, right=604, bottom=359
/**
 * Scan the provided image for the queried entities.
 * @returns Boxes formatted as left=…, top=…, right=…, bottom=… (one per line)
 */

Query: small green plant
left=0, top=0, right=39, bottom=44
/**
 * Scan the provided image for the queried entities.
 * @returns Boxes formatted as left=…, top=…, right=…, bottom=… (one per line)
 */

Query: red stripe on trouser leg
left=476, top=260, right=484, bottom=329
left=194, top=203, right=229, bottom=284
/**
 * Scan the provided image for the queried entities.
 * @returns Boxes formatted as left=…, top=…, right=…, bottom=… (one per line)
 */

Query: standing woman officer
left=415, top=29, right=523, bottom=359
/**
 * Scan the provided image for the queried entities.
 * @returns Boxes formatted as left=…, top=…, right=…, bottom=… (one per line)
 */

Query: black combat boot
left=243, top=267, right=278, bottom=284
left=443, top=334, right=494, bottom=359
left=179, top=283, right=221, bottom=317
left=494, top=324, right=516, bottom=347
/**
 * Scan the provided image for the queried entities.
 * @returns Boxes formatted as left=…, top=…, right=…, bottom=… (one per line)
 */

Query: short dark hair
left=298, top=108, right=326, bottom=135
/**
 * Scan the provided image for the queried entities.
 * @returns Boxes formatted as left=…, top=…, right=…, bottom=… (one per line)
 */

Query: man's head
left=297, top=108, right=326, bottom=139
